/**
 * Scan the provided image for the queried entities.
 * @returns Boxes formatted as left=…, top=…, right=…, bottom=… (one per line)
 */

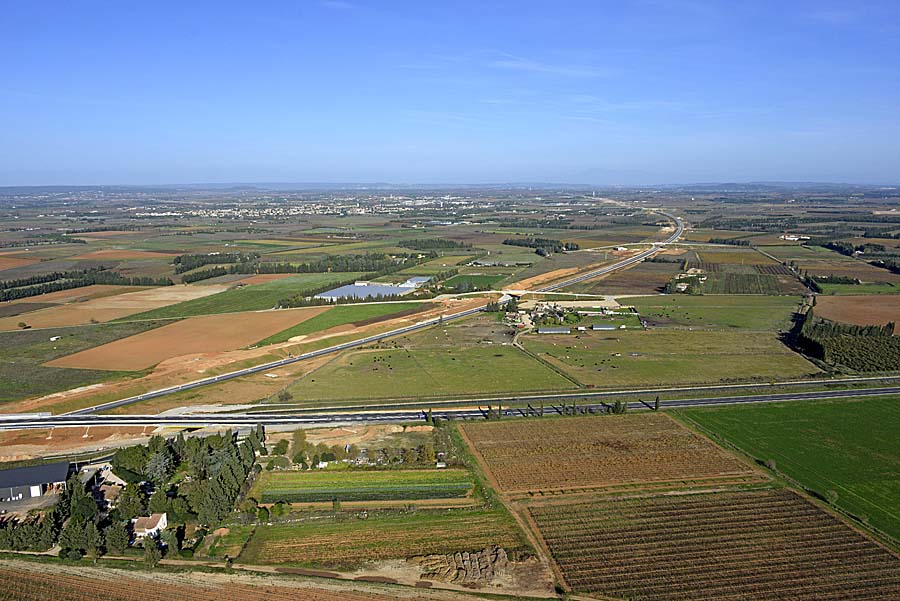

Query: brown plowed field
left=0, top=255, right=37, bottom=271
left=0, top=285, right=228, bottom=330
left=47, top=307, right=330, bottom=371
left=815, top=295, right=900, bottom=330
left=460, top=413, right=754, bottom=494
left=239, top=273, right=301, bottom=285
left=530, top=488, right=900, bottom=600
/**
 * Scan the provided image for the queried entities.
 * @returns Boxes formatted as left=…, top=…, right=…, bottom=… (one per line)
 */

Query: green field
left=286, top=345, right=576, bottom=402
left=628, top=295, right=801, bottom=330
left=239, top=507, right=528, bottom=568
left=818, top=282, right=900, bottom=295
left=0, top=321, right=167, bottom=403
left=523, top=329, right=819, bottom=388
left=121, top=273, right=364, bottom=319
left=256, top=301, right=427, bottom=345
left=250, top=469, right=473, bottom=503
left=679, top=397, right=900, bottom=543
left=443, top=273, right=505, bottom=290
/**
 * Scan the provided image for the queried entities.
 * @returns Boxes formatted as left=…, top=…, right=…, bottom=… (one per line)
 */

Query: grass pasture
left=818, top=281, right=900, bottom=295
left=680, top=396, right=900, bottom=542
left=250, top=469, right=473, bottom=504
left=0, top=321, right=167, bottom=403
left=523, top=329, right=819, bottom=388
left=443, top=273, right=505, bottom=290
left=286, top=344, right=576, bottom=403
left=628, top=294, right=801, bottom=330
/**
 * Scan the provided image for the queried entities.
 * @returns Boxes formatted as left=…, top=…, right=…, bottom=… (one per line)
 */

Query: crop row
left=259, top=482, right=471, bottom=503
left=240, top=509, right=525, bottom=566
left=530, top=489, right=900, bottom=600
left=461, top=414, right=751, bottom=492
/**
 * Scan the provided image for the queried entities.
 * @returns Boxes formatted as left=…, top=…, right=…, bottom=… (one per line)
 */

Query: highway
left=537, top=210, right=683, bottom=292
left=60, top=207, right=684, bottom=417
left=2, top=384, right=898, bottom=429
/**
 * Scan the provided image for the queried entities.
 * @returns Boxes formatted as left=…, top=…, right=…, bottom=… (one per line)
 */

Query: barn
left=0, top=462, right=69, bottom=503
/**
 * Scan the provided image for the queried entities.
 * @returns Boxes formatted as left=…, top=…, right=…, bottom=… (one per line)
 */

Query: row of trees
left=502, top=237, right=579, bottom=255
left=816, top=239, right=892, bottom=257
left=0, top=268, right=173, bottom=301
left=181, top=266, right=228, bottom=283
left=707, top=237, right=751, bottom=246
left=871, top=258, right=900, bottom=275
left=796, top=310, right=899, bottom=372
left=398, top=238, right=472, bottom=250
left=173, top=252, right=258, bottom=273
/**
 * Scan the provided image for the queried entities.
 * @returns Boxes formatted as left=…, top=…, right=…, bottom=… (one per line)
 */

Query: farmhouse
left=0, top=462, right=69, bottom=503
left=133, top=512, right=167, bottom=539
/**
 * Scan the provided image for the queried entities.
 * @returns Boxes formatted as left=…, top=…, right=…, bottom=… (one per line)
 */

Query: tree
left=273, top=439, right=289, bottom=455
left=160, top=529, right=179, bottom=555
left=148, top=488, right=168, bottom=514
left=270, top=501, right=288, bottom=520
left=143, top=537, right=161, bottom=568
left=84, top=522, right=103, bottom=561
left=117, top=485, right=146, bottom=520
left=105, top=522, right=129, bottom=556
left=59, top=519, right=87, bottom=553
left=422, top=443, right=436, bottom=464
left=257, top=506, right=270, bottom=523
left=145, top=449, right=175, bottom=485
left=67, top=474, right=98, bottom=522
left=113, top=445, right=151, bottom=478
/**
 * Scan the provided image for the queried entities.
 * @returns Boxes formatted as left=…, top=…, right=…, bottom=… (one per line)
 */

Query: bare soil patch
left=239, top=273, right=300, bottom=285
left=815, top=295, right=900, bottom=330
left=0, top=285, right=227, bottom=330
left=47, top=306, right=330, bottom=371
left=0, top=256, right=37, bottom=271
left=0, top=426, right=153, bottom=461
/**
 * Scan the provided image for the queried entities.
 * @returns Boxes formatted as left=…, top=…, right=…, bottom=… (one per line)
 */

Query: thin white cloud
left=487, top=53, right=604, bottom=78
left=321, top=0, right=354, bottom=9
left=806, top=8, right=859, bottom=25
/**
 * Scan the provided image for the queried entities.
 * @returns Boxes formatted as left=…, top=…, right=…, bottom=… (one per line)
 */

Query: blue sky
left=2, top=1, right=899, bottom=185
